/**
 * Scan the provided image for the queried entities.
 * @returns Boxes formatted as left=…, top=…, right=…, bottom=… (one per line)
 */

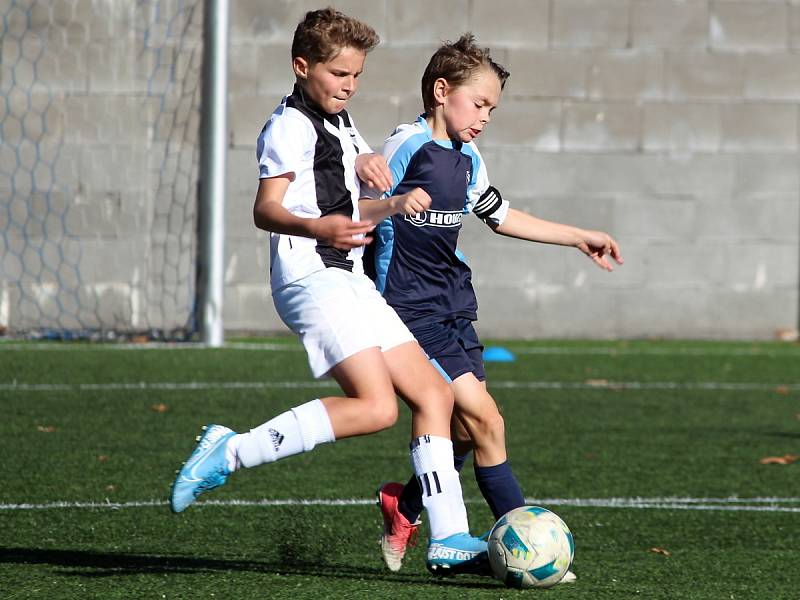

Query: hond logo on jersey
left=404, top=210, right=463, bottom=228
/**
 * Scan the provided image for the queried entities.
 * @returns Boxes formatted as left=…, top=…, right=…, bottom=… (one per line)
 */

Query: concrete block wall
left=225, top=0, right=800, bottom=339
left=1, top=0, right=798, bottom=339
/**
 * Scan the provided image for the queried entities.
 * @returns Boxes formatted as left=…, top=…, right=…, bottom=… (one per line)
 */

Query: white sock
left=410, top=435, right=470, bottom=540
left=227, top=399, right=335, bottom=470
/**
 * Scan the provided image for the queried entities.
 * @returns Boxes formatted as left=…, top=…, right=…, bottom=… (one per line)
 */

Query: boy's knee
left=363, top=394, right=398, bottom=431
left=486, top=410, right=505, bottom=437
left=471, top=407, right=505, bottom=442
left=486, top=409, right=506, bottom=434
left=429, top=380, right=455, bottom=411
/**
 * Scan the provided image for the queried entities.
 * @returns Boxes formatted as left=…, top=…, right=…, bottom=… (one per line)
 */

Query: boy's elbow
left=484, top=218, right=502, bottom=234
left=253, top=205, right=270, bottom=231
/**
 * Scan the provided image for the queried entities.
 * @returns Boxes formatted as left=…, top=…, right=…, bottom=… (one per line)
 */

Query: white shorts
left=272, top=268, right=415, bottom=378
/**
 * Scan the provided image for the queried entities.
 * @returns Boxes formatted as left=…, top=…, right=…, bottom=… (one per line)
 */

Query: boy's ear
left=293, top=56, right=309, bottom=80
left=432, top=77, right=449, bottom=105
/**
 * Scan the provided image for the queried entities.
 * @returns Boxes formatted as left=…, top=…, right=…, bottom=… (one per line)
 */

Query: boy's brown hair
left=421, top=33, right=510, bottom=112
left=291, top=7, right=380, bottom=65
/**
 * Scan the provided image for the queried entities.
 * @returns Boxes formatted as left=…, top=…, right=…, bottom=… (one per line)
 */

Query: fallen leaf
left=585, top=379, right=609, bottom=387
left=775, top=328, right=799, bottom=342
left=795, top=413, right=800, bottom=421
left=36, top=425, right=57, bottom=433
left=105, top=484, right=117, bottom=492
left=151, top=403, right=169, bottom=413
left=649, top=547, right=670, bottom=556
left=759, top=454, right=799, bottom=465
left=97, top=455, right=110, bottom=463
left=775, top=386, right=790, bottom=395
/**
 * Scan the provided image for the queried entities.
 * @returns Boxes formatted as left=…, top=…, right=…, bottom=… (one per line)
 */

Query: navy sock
left=474, top=460, right=525, bottom=520
left=398, top=451, right=471, bottom=525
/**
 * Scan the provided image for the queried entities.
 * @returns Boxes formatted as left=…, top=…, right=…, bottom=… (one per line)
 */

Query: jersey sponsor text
left=404, top=210, right=463, bottom=228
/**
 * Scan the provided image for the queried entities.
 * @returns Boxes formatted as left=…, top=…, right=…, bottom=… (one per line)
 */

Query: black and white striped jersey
left=256, top=85, right=373, bottom=289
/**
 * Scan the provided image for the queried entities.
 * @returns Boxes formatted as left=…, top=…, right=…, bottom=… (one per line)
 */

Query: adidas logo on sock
left=268, top=428, right=284, bottom=451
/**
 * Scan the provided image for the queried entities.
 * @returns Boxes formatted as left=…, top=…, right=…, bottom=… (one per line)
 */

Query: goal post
left=0, top=0, right=228, bottom=344
left=197, top=0, right=229, bottom=347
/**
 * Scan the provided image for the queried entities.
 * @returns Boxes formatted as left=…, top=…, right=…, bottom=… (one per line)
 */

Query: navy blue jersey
left=369, top=116, right=509, bottom=326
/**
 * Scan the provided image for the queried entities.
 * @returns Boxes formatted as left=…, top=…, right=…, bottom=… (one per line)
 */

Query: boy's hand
left=355, top=153, right=393, bottom=193
left=312, top=214, right=374, bottom=250
left=390, top=187, right=431, bottom=215
left=577, top=230, right=624, bottom=271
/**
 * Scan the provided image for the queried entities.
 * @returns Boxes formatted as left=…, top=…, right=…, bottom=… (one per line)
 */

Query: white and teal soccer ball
left=487, top=505, right=574, bottom=589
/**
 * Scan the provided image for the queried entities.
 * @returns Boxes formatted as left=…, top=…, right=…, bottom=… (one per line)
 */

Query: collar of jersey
left=416, top=114, right=463, bottom=151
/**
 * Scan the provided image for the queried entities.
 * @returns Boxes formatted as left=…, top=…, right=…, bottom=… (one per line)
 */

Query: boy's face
left=293, top=46, right=366, bottom=114
left=436, top=68, right=502, bottom=142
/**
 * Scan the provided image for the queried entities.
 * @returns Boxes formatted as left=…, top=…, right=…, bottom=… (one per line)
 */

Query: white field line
left=1, top=341, right=800, bottom=358
left=0, top=381, right=335, bottom=392
left=1, top=380, right=798, bottom=393
left=509, top=347, right=800, bottom=357
left=490, top=381, right=800, bottom=391
left=0, top=342, right=294, bottom=351
left=2, top=496, right=800, bottom=513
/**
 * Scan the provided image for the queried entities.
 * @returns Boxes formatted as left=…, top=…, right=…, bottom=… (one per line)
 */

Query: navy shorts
left=409, top=317, right=485, bottom=383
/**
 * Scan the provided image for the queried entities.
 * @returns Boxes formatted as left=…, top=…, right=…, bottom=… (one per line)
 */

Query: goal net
left=0, top=0, right=203, bottom=340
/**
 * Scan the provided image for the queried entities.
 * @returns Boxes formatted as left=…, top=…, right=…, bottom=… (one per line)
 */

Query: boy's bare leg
left=385, top=374, right=523, bottom=548
left=379, top=341, right=487, bottom=573
left=451, top=418, right=474, bottom=457
left=381, top=341, right=453, bottom=438
left=450, top=375, right=506, bottom=466
left=324, top=346, right=399, bottom=438
left=172, top=347, right=401, bottom=513
left=450, top=375, right=525, bottom=521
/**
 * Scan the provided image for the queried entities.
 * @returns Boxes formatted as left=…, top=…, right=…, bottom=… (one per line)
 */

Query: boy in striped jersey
left=369, top=34, right=623, bottom=577
left=170, top=9, right=486, bottom=574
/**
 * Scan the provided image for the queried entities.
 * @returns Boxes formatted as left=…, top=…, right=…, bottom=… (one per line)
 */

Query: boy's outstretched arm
left=253, top=176, right=374, bottom=250
left=489, top=207, right=624, bottom=271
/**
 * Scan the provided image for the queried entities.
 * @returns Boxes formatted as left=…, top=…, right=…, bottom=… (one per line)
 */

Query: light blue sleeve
left=382, top=130, right=429, bottom=196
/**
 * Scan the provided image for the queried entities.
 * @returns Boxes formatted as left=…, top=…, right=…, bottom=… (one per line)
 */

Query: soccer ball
left=487, top=505, right=574, bottom=589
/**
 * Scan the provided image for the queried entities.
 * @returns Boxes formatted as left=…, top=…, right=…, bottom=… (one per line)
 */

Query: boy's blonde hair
left=291, top=7, right=379, bottom=65
left=421, top=33, right=510, bottom=112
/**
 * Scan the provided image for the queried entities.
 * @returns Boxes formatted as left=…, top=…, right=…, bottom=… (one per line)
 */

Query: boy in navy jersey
left=170, top=9, right=486, bottom=573
left=370, top=34, right=623, bottom=576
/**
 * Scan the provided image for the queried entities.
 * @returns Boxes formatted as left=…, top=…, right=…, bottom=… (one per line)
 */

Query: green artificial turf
left=1, top=339, right=798, bottom=598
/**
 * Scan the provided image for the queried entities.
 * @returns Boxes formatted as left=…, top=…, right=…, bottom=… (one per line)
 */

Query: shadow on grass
left=763, top=431, right=800, bottom=440
left=0, top=546, right=500, bottom=590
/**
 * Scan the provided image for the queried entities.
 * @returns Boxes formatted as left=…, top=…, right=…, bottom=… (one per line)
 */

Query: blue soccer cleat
left=426, top=532, right=489, bottom=576
left=170, top=424, right=236, bottom=513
